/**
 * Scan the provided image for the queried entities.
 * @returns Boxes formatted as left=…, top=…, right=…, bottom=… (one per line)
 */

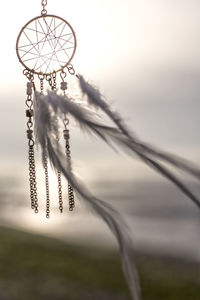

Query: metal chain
left=63, top=116, right=75, bottom=211
left=55, top=120, right=64, bottom=213
left=38, top=74, right=44, bottom=92
left=58, top=171, right=63, bottom=212
left=44, top=155, right=50, bottom=218
left=41, top=0, right=47, bottom=15
left=46, top=74, right=53, bottom=88
left=60, top=70, right=68, bottom=95
left=52, top=72, right=57, bottom=90
left=25, top=73, right=38, bottom=213
left=52, top=73, right=64, bottom=213
left=67, top=64, right=76, bottom=75
left=28, top=143, right=38, bottom=212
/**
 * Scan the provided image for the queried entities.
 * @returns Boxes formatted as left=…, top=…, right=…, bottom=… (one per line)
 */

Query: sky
left=0, top=0, right=199, bottom=257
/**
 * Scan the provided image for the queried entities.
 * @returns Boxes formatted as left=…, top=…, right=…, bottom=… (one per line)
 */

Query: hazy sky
left=0, top=0, right=199, bottom=168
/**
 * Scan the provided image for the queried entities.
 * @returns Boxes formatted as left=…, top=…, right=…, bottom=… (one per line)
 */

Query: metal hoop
left=16, top=15, right=77, bottom=76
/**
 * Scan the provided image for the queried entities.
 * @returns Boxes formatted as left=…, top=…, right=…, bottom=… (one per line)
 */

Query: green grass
left=0, top=226, right=198, bottom=299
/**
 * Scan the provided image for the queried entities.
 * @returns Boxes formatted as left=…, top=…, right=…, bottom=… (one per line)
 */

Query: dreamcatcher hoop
left=16, top=14, right=77, bottom=76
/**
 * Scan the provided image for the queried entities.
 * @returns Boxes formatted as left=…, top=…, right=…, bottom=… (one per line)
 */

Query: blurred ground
left=0, top=226, right=199, bottom=300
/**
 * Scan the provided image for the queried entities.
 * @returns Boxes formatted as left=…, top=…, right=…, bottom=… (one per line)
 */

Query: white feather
left=33, top=89, right=200, bottom=299
left=34, top=90, right=200, bottom=209
left=78, top=75, right=200, bottom=181
left=34, top=90, right=142, bottom=300
left=77, top=79, right=200, bottom=209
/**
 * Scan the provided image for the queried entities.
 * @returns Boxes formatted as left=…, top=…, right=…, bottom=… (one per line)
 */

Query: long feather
left=34, top=90, right=200, bottom=299
left=37, top=91, right=200, bottom=210
left=78, top=75, right=200, bottom=181
left=34, top=91, right=141, bottom=300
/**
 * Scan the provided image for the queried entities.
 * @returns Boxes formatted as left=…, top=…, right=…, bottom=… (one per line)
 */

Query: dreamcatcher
left=16, top=1, right=200, bottom=300
left=16, top=1, right=77, bottom=216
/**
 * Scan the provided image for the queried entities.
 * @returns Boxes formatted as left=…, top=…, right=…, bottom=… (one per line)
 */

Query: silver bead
left=27, top=129, right=33, bottom=139
left=26, top=82, right=33, bottom=95
left=63, top=129, right=70, bottom=139
left=60, top=81, right=68, bottom=91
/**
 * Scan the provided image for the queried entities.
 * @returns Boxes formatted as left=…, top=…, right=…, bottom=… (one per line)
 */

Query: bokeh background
left=0, top=0, right=199, bottom=299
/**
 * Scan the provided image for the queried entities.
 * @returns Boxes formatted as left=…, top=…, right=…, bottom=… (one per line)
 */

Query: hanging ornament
left=16, top=1, right=200, bottom=300
left=16, top=0, right=77, bottom=217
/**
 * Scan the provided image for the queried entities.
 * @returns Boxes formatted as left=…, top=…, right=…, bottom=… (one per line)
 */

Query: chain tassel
left=26, top=81, right=38, bottom=213
left=44, top=154, right=50, bottom=218
left=52, top=74, right=64, bottom=214
left=23, top=65, right=77, bottom=217
left=63, top=121, right=75, bottom=211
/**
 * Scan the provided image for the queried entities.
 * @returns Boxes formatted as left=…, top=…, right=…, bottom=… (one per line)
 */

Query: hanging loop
left=67, top=64, right=76, bottom=75
left=38, top=74, right=44, bottom=92
left=46, top=74, right=53, bottom=88
left=60, top=70, right=67, bottom=81
left=52, top=71, right=57, bottom=90
left=38, top=73, right=45, bottom=80
left=41, top=0, right=47, bottom=15
left=23, top=69, right=34, bottom=82
left=63, top=114, right=69, bottom=129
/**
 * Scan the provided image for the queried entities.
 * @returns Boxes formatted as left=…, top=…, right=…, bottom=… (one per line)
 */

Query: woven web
left=17, top=16, right=76, bottom=74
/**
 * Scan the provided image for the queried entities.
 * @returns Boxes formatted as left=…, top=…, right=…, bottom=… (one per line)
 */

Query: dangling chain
left=39, top=74, right=44, bottom=92
left=38, top=73, right=52, bottom=218
left=23, top=65, right=77, bottom=216
left=61, top=69, right=75, bottom=211
left=24, top=70, right=38, bottom=213
left=63, top=116, right=75, bottom=211
left=51, top=72, right=64, bottom=213
left=60, top=70, right=67, bottom=95
left=55, top=117, right=64, bottom=213
left=52, top=72, right=57, bottom=90
left=44, top=154, right=50, bottom=218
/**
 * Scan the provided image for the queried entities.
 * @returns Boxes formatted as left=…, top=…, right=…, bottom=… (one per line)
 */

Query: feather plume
left=77, top=79, right=200, bottom=209
left=34, top=90, right=141, bottom=300
left=78, top=75, right=200, bottom=181
left=34, top=91, right=200, bottom=210
left=33, top=89, right=200, bottom=299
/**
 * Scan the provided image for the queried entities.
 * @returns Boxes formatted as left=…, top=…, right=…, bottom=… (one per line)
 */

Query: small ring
left=41, top=9, right=47, bottom=15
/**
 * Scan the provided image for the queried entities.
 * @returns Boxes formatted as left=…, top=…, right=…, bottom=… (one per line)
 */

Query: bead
left=26, top=109, right=34, bottom=117
left=27, top=129, right=33, bottom=139
left=26, top=88, right=32, bottom=96
left=63, top=129, right=70, bottom=139
left=26, top=82, right=33, bottom=95
left=27, top=82, right=33, bottom=88
left=60, top=81, right=68, bottom=91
